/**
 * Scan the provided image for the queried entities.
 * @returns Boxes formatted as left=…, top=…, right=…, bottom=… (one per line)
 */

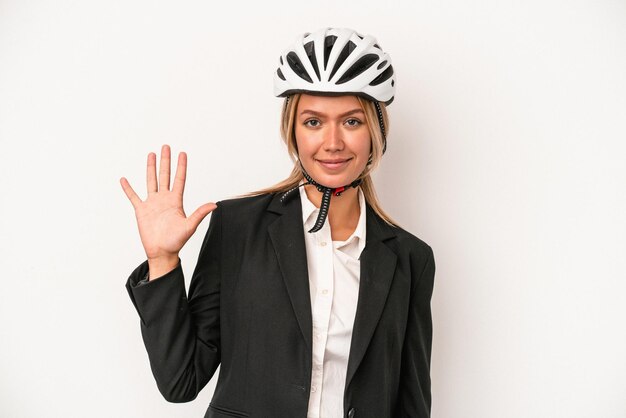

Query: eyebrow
left=299, top=108, right=365, bottom=118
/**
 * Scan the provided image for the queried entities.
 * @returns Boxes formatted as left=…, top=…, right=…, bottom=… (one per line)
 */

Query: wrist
left=147, top=255, right=180, bottom=281
left=148, top=253, right=179, bottom=264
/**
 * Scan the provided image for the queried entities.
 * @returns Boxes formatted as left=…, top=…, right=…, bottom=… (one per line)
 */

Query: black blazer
left=126, top=192, right=436, bottom=418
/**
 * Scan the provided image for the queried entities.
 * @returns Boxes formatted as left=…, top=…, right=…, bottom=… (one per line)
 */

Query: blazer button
left=347, top=407, right=355, bottom=418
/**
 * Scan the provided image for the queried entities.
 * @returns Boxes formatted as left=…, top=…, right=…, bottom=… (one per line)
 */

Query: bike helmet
left=274, top=27, right=395, bottom=105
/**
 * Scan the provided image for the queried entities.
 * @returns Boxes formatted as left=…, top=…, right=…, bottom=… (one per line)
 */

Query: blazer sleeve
left=396, top=245, right=436, bottom=417
left=125, top=203, right=223, bottom=403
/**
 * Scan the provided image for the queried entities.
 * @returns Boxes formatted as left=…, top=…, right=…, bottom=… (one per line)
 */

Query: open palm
left=120, top=144, right=216, bottom=261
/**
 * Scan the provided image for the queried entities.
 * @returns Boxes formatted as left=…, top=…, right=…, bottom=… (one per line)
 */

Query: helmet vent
left=304, top=41, right=321, bottom=81
left=329, top=40, right=356, bottom=81
left=287, top=51, right=313, bottom=83
left=336, top=54, right=379, bottom=84
left=369, top=65, right=394, bottom=86
left=277, top=68, right=286, bottom=81
left=377, top=60, right=388, bottom=70
left=323, top=35, right=338, bottom=70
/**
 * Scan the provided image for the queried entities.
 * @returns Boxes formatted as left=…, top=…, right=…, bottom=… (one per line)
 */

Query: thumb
left=187, top=202, right=218, bottom=231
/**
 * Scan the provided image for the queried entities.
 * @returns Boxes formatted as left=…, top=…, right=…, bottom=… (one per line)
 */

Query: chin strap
left=280, top=163, right=362, bottom=233
left=373, top=101, right=387, bottom=153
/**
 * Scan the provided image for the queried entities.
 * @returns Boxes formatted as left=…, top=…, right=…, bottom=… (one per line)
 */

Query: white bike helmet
left=273, top=27, right=395, bottom=105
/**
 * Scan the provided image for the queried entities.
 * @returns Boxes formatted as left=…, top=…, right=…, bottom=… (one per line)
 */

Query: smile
left=316, top=158, right=352, bottom=170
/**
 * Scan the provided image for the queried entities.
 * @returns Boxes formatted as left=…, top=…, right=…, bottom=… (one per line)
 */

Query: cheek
left=353, top=133, right=372, bottom=158
left=294, top=127, right=304, bottom=154
left=294, top=127, right=319, bottom=155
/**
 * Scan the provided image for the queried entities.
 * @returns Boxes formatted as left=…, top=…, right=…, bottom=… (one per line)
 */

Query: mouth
left=315, top=158, right=352, bottom=170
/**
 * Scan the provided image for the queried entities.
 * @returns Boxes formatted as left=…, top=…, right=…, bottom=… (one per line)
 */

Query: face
left=294, top=94, right=371, bottom=189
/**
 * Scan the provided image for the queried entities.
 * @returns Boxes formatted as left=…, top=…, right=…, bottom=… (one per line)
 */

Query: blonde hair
left=246, top=93, right=398, bottom=227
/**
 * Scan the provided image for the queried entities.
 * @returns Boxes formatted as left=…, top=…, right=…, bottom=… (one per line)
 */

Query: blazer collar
left=346, top=203, right=398, bottom=389
left=267, top=192, right=398, bottom=390
left=267, top=192, right=314, bottom=355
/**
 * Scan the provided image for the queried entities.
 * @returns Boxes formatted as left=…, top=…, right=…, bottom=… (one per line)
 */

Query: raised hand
left=120, top=144, right=217, bottom=279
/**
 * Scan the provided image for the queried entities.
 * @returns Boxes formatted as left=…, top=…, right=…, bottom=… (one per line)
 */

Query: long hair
left=245, top=93, right=398, bottom=227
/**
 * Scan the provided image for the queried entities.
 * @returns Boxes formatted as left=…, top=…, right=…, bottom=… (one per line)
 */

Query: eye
left=345, top=118, right=362, bottom=127
left=304, top=119, right=321, bottom=128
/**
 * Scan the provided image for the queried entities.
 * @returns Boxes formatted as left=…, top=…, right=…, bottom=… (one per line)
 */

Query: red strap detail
left=334, top=186, right=345, bottom=196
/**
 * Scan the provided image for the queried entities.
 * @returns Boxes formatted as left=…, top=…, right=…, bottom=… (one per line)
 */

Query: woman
left=120, top=27, right=436, bottom=418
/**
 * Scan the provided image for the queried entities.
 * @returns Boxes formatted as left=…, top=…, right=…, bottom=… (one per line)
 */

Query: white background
left=1, top=1, right=625, bottom=417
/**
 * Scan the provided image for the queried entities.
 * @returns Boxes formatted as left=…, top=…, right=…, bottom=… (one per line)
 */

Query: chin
left=308, top=170, right=359, bottom=189
left=301, top=159, right=366, bottom=188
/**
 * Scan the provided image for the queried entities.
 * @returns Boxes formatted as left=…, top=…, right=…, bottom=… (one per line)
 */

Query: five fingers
left=121, top=145, right=216, bottom=256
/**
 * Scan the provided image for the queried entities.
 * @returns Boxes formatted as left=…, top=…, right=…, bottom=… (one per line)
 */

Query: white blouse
left=299, top=185, right=366, bottom=418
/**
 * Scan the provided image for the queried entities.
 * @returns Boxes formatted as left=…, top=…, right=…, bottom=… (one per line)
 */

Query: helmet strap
left=280, top=160, right=362, bottom=233
left=373, top=100, right=387, bottom=154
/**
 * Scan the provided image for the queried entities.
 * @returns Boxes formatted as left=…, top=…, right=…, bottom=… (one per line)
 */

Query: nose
left=323, top=123, right=344, bottom=152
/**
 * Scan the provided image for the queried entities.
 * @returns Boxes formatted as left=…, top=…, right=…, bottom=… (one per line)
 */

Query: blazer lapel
left=267, top=193, right=313, bottom=356
left=345, top=205, right=398, bottom=389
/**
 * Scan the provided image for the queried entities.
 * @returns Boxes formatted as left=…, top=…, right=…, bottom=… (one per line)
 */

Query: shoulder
left=392, top=225, right=434, bottom=260
left=216, top=193, right=275, bottom=213
left=212, top=193, right=280, bottom=232
left=366, top=206, right=435, bottom=285
left=366, top=209, right=436, bottom=293
left=384, top=223, right=436, bottom=291
left=366, top=206, right=434, bottom=261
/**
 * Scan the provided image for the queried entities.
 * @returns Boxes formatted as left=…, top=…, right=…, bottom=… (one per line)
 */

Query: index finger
left=172, top=151, right=187, bottom=196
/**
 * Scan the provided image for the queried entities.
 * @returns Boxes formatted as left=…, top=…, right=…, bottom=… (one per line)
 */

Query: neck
left=303, top=184, right=360, bottom=240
